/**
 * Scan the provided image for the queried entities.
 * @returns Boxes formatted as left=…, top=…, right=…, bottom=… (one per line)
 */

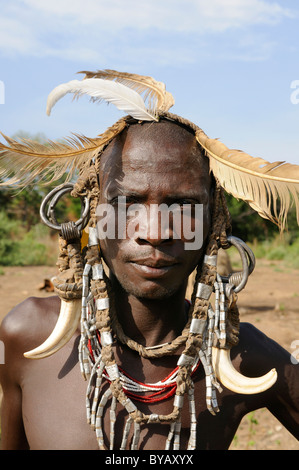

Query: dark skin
left=0, top=121, right=298, bottom=450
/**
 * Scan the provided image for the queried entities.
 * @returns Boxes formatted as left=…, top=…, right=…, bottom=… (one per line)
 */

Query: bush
left=0, top=211, right=52, bottom=266
left=249, top=235, right=299, bottom=270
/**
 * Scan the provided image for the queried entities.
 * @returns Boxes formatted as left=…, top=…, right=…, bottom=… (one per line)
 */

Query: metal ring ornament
left=40, top=183, right=90, bottom=235
left=224, top=235, right=255, bottom=295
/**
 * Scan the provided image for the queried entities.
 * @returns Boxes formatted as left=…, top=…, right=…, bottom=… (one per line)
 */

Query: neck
left=111, top=280, right=189, bottom=348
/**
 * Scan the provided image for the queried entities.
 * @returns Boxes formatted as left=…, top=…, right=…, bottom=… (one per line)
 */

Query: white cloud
left=0, top=0, right=295, bottom=63
left=193, top=0, right=294, bottom=31
left=0, top=16, right=38, bottom=57
left=21, top=0, right=294, bottom=32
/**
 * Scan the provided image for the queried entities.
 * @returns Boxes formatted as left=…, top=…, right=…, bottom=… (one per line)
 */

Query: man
left=0, top=71, right=298, bottom=450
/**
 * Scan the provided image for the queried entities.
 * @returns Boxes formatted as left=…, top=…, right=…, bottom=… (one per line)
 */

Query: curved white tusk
left=212, top=347, right=277, bottom=394
left=24, top=298, right=81, bottom=360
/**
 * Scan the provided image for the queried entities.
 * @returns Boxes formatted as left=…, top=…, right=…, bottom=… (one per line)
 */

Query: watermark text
left=0, top=80, right=4, bottom=104
left=0, top=340, right=4, bottom=364
left=290, top=80, right=299, bottom=104
left=291, top=340, right=299, bottom=365
left=96, top=197, right=204, bottom=250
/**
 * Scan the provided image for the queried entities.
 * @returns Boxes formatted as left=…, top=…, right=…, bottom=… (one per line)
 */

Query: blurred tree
left=0, top=131, right=81, bottom=231
left=225, top=193, right=298, bottom=243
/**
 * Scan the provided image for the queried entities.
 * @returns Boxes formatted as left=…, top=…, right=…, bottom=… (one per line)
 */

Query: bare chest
left=20, top=339, right=244, bottom=450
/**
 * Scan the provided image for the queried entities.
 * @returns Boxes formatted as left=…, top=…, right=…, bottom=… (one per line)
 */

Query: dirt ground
left=0, top=259, right=298, bottom=450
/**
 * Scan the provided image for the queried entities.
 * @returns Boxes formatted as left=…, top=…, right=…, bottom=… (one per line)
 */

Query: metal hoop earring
left=221, top=235, right=255, bottom=296
left=39, top=182, right=90, bottom=239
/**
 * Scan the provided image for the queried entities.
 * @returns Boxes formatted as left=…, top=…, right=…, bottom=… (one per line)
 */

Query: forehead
left=99, top=121, right=211, bottom=197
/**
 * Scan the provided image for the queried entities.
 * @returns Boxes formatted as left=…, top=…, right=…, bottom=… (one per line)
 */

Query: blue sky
left=0, top=0, right=299, bottom=165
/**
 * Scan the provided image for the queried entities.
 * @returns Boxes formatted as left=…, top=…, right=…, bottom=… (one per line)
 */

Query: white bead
left=82, top=285, right=89, bottom=297
left=177, top=354, right=195, bottom=367
left=105, top=364, right=120, bottom=381
left=190, top=318, right=207, bottom=335
left=196, top=283, right=213, bottom=299
left=92, top=264, right=104, bottom=280
left=101, top=331, right=113, bottom=346
left=148, top=413, right=160, bottom=422
left=83, top=263, right=92, bottom=276
left=96, top=297, right=109, bottom=310
left=88, top=227, right=98, bottom=246
left=123, top=398, right=137, bottom=414
left=173, top=394, right=184, bottom=409
left=204, top=254, right=217, bottom=266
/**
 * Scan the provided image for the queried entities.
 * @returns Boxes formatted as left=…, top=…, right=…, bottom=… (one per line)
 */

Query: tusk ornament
left=212, top=347, right=277, bottom=394
left=24, top=299, right=81, bottom=359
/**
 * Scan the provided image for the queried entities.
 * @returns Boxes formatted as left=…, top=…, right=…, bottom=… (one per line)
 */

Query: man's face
left=98, top=121, right=213, bottom=300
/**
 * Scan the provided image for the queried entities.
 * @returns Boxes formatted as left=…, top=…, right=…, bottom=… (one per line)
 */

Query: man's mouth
left=132, top=257, right=178, bottom=267
left=129, top=257, right=179, bottom=278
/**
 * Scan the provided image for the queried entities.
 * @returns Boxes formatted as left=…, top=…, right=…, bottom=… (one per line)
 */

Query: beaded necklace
left=79, top=254, right=227, bottom=450
left=84, top=326, right=202, bottom=450
left=92, top=334, right=201, bottom=404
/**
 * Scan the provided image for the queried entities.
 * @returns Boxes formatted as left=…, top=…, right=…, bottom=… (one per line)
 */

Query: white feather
left=46, top=78, right=158, bottom=121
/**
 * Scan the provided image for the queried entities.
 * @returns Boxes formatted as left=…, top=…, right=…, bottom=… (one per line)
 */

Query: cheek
left=178, top=203, right=211, bottom=250
left=99, top=237, right=120, bottom=274
left=99, top=236, right=136, bottom=281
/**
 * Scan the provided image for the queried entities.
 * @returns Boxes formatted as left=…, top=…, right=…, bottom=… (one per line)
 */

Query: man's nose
left=133, top=204, right=174, bottom=246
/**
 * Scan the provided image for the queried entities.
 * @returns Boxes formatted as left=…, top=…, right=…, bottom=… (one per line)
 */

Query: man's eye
left=177, top=199, right=198, bottom=208
left=109, top=196, right=139, bottom=207
left=109, top=197, right=120, bottom=207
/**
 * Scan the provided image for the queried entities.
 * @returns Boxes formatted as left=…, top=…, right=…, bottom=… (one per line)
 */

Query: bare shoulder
left=238, top=322, right=291, bottom=355
left=235, top=322, right=298, bottom=404
left=0, top=296, right=61, bottom=359
left=235, top=322, right=292, bottom=371
left=237, top=323, right=299, bottom=437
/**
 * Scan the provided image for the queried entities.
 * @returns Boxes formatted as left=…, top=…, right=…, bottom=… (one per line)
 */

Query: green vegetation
left=0, top=211, right=55, bottom=266
left=0, top=132, right=82, bottom=266
left=246, top=411, right=259, bottom=449
left=250, top=235, right=299, bottom=270
left=225, top=194, right=299, bottom=270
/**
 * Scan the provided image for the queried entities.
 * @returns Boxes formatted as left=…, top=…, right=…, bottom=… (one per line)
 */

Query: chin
left=119, top=278, right=184, bottom=301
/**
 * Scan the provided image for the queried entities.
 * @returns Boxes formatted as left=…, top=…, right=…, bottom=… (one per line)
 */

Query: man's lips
left=129, top=257, right=179, bottom=278
left=131, top=257, right=178, bottom=268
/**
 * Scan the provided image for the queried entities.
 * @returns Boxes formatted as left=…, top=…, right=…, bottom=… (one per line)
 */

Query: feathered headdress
left=1, top=68, right=299, bottom=229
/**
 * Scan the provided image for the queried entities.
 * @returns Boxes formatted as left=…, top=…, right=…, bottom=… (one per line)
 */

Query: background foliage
left=0, top=132, right=81, bottom=265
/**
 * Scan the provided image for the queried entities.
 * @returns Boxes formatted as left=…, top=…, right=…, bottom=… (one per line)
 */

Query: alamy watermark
left=291, top=340, right=299, bottom=365
left=96, top=197, right=204, bottom=250
left=0, top=340, right=4, bottom=364
left=290, top=80, right=299, bottom=104
left=0, top=80, right=4, bottom=104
